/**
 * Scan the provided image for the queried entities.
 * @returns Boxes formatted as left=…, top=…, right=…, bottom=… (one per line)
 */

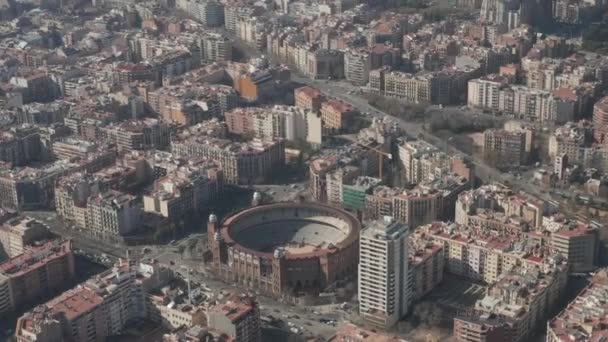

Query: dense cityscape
left=0, top=0, right=607, bottom=341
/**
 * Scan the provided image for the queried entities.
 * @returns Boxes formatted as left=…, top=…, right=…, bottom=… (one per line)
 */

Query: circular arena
left=207, top=202, right=361, bottom=297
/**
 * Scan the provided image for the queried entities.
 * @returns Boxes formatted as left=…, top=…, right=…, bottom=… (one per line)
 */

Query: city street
left=144, top=245, right=349, bottom=340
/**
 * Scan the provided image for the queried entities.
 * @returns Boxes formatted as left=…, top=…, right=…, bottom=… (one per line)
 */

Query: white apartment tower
left=358, top=217, right=410, bottom=329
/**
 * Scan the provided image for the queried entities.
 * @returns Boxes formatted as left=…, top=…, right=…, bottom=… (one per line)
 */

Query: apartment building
left=454, top=314, right=513, bottom=342
left=206, top=292, right=261, bottom=342
left=146, top=84, right=237, bottom=125
left=294, top=86, right=325, bottom=112
left=198, top=33, right=232, bottom=63
left=543, top=216, right=598, bottom=273
left=102, top=119, right=171, bottom=152
left=383, top=71, right=431, bottom=103
left=226, top=106, right=322, bottom=146
left=0, top=240, right=74, bottom=317
left=398, top=139, right=441, bottom=185
left=52, top=138, right=98, bottom=160
left=467, top=74, right=509, bottom=110
left=344, top=49, right=371, bottom=86
left=309, top=49, right=345, bottom=80
left=224, top=6, right=258, bottom=33
left=309, top=144, right=383, bottom=203
left=237, top=17, right=268, bottom=51
left=365, top=174, right=469, bottom=228
left=548, top=121, right=592, bottom=161
left=0, top=217, right=50, bottom=258
left=55, top=173, right=101, bottom=228
left=547, top=269, right=608, bottom=341
left=198, top=1, right=224, bottom=26
left=15, top=260, right=172, bottom=342
left=324, top=165, right=363, bottom=206
left=0, top=160, right=80, bottom=210
left=0, top=126, right=42, bottom=167
left=172, top=137, right=285, bottom=185
left=455, top=264, right=568, bottom=342
left=419, top=221, right=559, bottom=284
left=143, top=159, right=223, bottom=222
left=408, top=229, right=444, bottom=302
left=483, top=128, right=528, bottom=166
left=321, top=99, right=358, bottom=131
left=593, top=95, right=608, bottom=142
left=147, top=291, right=206, bottom=329
left=86, top=191, right=141, bottom=238
left=468, top=76, right=557, bottom=122
left=358, top=217, right=410, bottom=329
left=9, top=70, right=56, bottom=104
left=455, top=184, right=545, bottom=229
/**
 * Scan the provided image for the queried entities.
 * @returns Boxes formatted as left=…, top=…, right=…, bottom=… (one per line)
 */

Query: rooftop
left=0, top=240, right=72, bottom=278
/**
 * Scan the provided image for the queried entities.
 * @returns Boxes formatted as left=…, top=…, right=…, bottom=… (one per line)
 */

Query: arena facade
left=207, top=202, right=361, bottom=297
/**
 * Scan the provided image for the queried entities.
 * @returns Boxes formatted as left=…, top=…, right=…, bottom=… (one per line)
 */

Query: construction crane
left=357, top=142, right=392, bottom=180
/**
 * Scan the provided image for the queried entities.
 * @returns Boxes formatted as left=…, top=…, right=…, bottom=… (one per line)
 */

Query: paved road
left=145, top=246, right=346, bottom=340
left=24, top=211, right=129, bottom=259
left=229, top=33, right=583, bottom=216
left=288, top=67, right=579, bottom=217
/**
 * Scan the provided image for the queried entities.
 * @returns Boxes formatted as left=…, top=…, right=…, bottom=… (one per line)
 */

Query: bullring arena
left=207, top=202, right=361, bottom=297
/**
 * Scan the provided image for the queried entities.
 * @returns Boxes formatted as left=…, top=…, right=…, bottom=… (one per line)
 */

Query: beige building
left=365, top=175, right=469, bottom=229
left=320, top=99, right=358, bottom=131
left=147, top=292, right=206, bottom=329
left=471, top=264, right=567, bottom=342
left=398, top=139, right=441, bottom=185
left=0, top=217, right=50, bottom=258
left=0, top=240, right=75, bottom=317
left=15, top=260, right=172, bottom=342
left=467, top=74, right=509, bottom=111
left=86, top=191, right=141, bottom=238
left=102, top=118, right=171, bottom=152
left=383, top=71, right=431, bottom=103
left=359, top=218, right=410, bottom=329
left=419, top=221, right=559, bottom=284
left=172, top=137, right=285, bottom=185
left=52, top=138, right=98, bottom=160
left=548, top=121, right=589, bottom=161
left=408, top=229, right=445, bottom=302
left=483, top=128, right=528, bottom=166
left=294, top=86, right=325, bottom=112
left=547, top=269, right=608, bottom=341
left=206, top=292, right=261, bottom=342
left=54, top=173, right=101, bottom=228
left=544, top=216, right=598, bottom=273
left=143, top=159, right=223, bottom=222
left=593, top=95, right=608, bottom=142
